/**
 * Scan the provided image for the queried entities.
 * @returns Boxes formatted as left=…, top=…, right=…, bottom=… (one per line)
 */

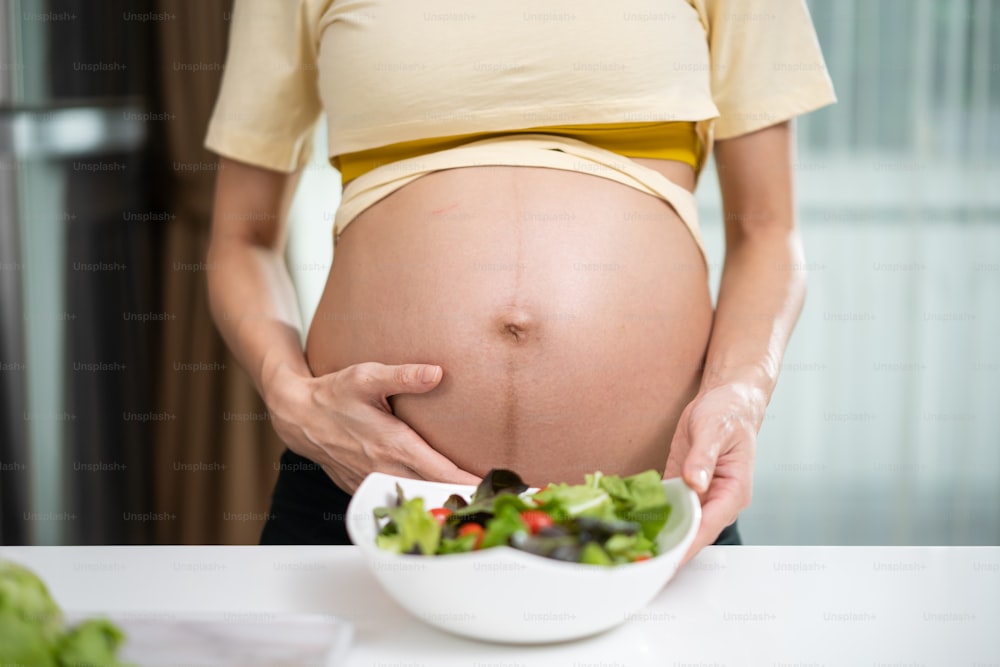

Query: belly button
left=495, top=309, right=535, bottom=343
left=503, top=322, right=526, bottom=342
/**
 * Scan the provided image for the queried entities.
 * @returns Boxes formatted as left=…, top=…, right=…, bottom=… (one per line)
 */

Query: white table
left=3, top=546, right=997, bottom=666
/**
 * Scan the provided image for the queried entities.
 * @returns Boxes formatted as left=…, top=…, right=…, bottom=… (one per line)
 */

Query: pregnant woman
left=205, top=0, right=835, bottom=559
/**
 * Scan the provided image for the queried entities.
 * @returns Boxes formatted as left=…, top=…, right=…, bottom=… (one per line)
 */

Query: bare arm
left=206, top=157, right=310, bottom=396
left=706, top=121, right=805, bottom=402
left=665, top=120, right=806, bottom=559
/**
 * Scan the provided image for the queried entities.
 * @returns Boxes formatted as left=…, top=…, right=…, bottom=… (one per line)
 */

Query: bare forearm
left=206, top=242, right=310, bottom=397
left=701, top=227, right=807, bottom=424
left=699, top=121, right=805, bottom=418
left=206, top=157, right=311, bottom=399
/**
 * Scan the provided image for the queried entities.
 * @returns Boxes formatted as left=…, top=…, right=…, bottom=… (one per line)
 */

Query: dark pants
left=260, top=449, right=743, bottom=546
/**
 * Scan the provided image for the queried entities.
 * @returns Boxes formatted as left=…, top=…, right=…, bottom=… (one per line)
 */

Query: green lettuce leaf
left=480, top=504, right=528, bottom=549
left=0, top=611, right=58, bottom=667
left=56, top=618, right=133, bottom=667
left=532, top=478, right=614, bottom=521
left=437, top=534, right=479, bottom=554
left=0, top=560, right=64, bottom=644
left=597, top=470, right=671, bottom=541
left=579, top=542, right=613, bottom=566
left=374, top=490, right=442, bottom=555
left=0, top=561, right=133, bottom=667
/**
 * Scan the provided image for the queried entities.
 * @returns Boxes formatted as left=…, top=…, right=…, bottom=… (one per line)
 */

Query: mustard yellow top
left=336, top=121, right=700, bottom=185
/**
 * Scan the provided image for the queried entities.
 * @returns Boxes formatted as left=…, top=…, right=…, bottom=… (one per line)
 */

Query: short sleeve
left=204, top=0, right=323, bottom=172
left=692, top=0, right=837, bottom=140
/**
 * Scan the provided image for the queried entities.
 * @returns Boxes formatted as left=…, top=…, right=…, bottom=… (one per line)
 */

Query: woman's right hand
left=262, top=360, right=482, bottom=493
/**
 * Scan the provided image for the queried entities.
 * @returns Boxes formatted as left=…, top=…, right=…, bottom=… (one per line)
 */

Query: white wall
left=697, top=158, right=1000, bottom=545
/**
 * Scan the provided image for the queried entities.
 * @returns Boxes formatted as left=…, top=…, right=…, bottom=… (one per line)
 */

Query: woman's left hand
left=663, top=381, right=766, bottom=565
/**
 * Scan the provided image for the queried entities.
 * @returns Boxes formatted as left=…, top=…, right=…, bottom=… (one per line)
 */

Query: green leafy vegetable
left=0, top=560, right=133, bottom=667
left=470, top=469, right=529, bottom=504
left=372, top=468, right=673, bottom=566
left=580, top=542, right=613, bottom=566
left=375, top=485, right=442, bottom=555
left=0, top=612, right=59, bottom=667
left=597, top=469, right=672, bottom=540
left=442, top=494, right=469, bottom=511
left=0, top=559, right=64, bottom=642
left=450, top=470, right=533, bottom=518
left=480, top=504, right=528, bottom=550
left=437, top=534, right=479, bottom=554
left=56, top=618, right=129, bottom=667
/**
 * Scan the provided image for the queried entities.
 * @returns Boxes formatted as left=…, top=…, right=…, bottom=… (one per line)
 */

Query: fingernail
left=695, top=468, right=709, bottom=492
left=420, top=366, right=441, bottom=383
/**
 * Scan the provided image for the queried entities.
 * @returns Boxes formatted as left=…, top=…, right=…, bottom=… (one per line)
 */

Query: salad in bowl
left=346, top=468, right=700, bottom=643
left=372, top=468, right=673, bottom=565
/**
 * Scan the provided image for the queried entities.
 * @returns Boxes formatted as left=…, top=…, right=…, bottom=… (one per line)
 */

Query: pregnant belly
left=305, top=165, right=712, bottom=487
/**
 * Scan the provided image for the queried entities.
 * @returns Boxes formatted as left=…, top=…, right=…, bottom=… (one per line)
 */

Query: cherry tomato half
left=457, top=523, right=485, bottom=549
left=632, top=554, right=652, bottom=562
left=429, top=507, right=452, bottom=526
left=519, top=510, right=555, bottom=535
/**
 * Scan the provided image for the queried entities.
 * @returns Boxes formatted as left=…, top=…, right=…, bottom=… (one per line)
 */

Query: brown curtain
left=149, top=0, right=285, bottom=544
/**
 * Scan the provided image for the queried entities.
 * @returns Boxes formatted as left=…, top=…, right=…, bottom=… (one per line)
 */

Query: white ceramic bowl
left=345, top=473, right=701, bottom=643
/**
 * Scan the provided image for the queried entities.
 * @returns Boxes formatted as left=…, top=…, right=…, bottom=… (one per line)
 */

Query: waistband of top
left=333, top=133, right=707, bottom=268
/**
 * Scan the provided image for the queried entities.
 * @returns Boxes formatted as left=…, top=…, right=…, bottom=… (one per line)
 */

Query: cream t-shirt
left=205, top=0, right=837, bottom=174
